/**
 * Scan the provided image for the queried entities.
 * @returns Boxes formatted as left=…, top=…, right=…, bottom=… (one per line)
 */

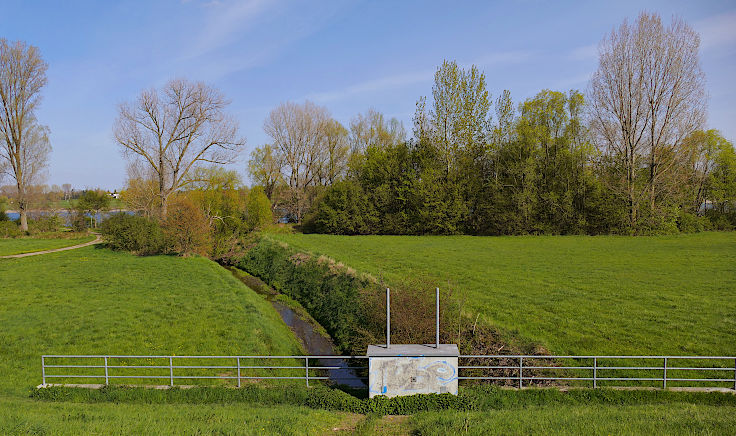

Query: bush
left=100, top=213, right=166, bottom=255
left=69, top=210, right=89, bottom=232
left=28, top=214, right=64, bottom=233
left=677, top=212, right=710, bottom=233
left=246, top=186, right=273, bottom=230
left=162, top=196, right=212, bottom=256
left=0, top=220, right=20, bottom=238
left=705, top=210, right=736, bottom=231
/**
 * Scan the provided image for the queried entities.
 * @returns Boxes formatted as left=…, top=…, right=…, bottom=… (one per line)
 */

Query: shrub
left=28, top=214, right=64, bottom=233
left=0, top=220, right=20, bottom=238
left=69, top=210, right=89, bottom=232
left=677, top=212, right=709, bottom=233
left=100, top=213, right=166, bottom=255
left=705, top=209, right=736, bottom=231
left=245, top=186, right=273, bottom=230
left=162, top=196, right=212, bottom=256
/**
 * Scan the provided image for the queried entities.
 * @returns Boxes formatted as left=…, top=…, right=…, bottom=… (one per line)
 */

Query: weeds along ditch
left=225, top=235, right=560, bottom=388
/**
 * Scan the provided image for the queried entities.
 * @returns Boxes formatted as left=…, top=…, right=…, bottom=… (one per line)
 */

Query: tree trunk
left=17, top=182, right=28, bottom=232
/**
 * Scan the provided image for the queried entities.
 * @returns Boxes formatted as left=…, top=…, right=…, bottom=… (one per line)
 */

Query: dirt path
left=0, top=234, right=102, bottom=259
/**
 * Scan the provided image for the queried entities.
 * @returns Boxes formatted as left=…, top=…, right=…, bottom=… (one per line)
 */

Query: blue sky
left=1, top=0, right=734, bottom=189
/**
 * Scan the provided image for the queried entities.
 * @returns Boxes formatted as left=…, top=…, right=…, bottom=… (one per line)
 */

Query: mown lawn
left=268, top=232, right=736, bottom=356
left=409, top=403, right=736, bottom=435
left=0, top=397, right=354, bottom=436
left=0, top=235, right=95, bottom=256
left=0, top=246, right=352, bottom=435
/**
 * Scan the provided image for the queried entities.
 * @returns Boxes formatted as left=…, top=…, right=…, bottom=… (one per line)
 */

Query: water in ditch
left=226, top=266, right=365, bottom=388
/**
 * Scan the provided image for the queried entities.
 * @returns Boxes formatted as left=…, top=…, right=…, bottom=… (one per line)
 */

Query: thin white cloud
left=306, top=69, right=435, bottom=103
left=189, top=0, right=272, bottom=59
left=695, top=10, right=736, bottom=50
left=307, top=51, right=534, bottom=103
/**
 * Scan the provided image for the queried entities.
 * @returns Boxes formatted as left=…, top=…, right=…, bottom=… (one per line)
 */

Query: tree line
left=250, top=12, right=736, bottom=235
left=2, top=12, right=735, bottom=244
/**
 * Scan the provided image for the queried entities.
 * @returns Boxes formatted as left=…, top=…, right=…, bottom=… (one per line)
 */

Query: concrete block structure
left=367, top=344, right=459, bottom=398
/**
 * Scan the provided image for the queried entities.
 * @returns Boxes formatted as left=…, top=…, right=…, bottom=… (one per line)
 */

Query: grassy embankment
left=0, top=235, right=96, bottom=256
left=0, top=245, right=353, bottom=435
left=268, top=232, right=736, bottom=357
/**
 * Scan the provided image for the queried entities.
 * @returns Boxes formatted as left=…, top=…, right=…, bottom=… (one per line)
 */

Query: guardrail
left=40, top=354, right=736, bottom=390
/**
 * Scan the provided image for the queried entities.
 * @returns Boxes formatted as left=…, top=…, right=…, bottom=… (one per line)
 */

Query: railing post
left=305, top=357, right=309, bottom=387
left=733, top=358, right=735, bottom=391
left=104, top=356, right=109, bottom=385
left=663, top=357, right=667, bottom=389
left=41, top=356, right=46, bottom=386
left=169, top=356, right=174, bottom=387
left=593, top=357, right=597, bottom=388
left=237, top=357, right=241, bottom=388
left=518, top=357, right=523, bottom=389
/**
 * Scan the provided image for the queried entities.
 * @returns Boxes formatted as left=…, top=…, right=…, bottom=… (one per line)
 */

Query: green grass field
left=2, top=238, right=735, bottom=434
left=409, top=403, right=736, bottom=435
left=0, top=397, right=355, bottom=436
left=0, top=235, right=96, bottom=256
left=0, top=245, right=356, bottom=434
left=268, top=232, right=736, bottom=357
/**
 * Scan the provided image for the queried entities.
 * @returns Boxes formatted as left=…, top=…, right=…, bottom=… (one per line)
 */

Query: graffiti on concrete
left=368, top=356, right=458, bottom=397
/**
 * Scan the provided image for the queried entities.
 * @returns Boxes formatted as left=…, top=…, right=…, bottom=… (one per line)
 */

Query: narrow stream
left=226, top=266, right=365, bottom=388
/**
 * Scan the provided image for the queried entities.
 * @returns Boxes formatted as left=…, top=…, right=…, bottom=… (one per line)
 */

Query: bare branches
left=0, top=39, right=50, bottom=231
left=262, top=100, right=349, bottom=221
left=589, top=12, right=706, bottom=228
left=114, top=78, right=245, bottom=216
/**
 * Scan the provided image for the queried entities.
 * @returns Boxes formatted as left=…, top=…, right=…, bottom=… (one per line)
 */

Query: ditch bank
left=223, top=235, right=554, bottom=388
left=225, top=266, right=365, bottom=388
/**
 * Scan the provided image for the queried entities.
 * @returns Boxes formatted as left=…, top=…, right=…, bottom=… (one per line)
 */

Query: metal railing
left=40, top=354, right=736, bottom=390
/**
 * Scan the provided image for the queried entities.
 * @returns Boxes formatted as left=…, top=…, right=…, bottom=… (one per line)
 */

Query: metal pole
left=593, top=357, right=597, bottom=388
left=104, top=356, right=109, bottom=385
left=305, top=357, right=309, bottom=387
left=663, top=357, right=667, bottom=389
left=436, top=287, right=440, bottom=348
left=519, top=357, right=523, bottom=389
left=237, top=357, right=241, bottom=388
left=386, top=288, right=390, bottom=349
left=41, top=356, right=46, bottom=386
left=733, top=358, right=735, bottom=391
left=169, top=356, right=174, bottom=387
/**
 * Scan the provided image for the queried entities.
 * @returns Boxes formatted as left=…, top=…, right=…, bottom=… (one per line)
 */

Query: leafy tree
left=76, top=190, right=111, bottom=228
left=186, top=166, right=246, bottom=258
left=245, top=186, right=273, bottom=230
left=162, top=196, right=212, bottom=256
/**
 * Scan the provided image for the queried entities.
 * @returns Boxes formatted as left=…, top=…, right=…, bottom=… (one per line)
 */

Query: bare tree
left=263, top=100, right=330, bottom=221
left=121, top=161, right=160, bottom=217
left=0, top=39, right=50, bottom=231
left=318, top=119, right=349, bottom=185
left=114, top=78, right=245, bottom=217
left=349, top=108, right=406, bottom=153
left=589, top=12, right=706, bottom=229
left=62, top=183, right=72, bottom=201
